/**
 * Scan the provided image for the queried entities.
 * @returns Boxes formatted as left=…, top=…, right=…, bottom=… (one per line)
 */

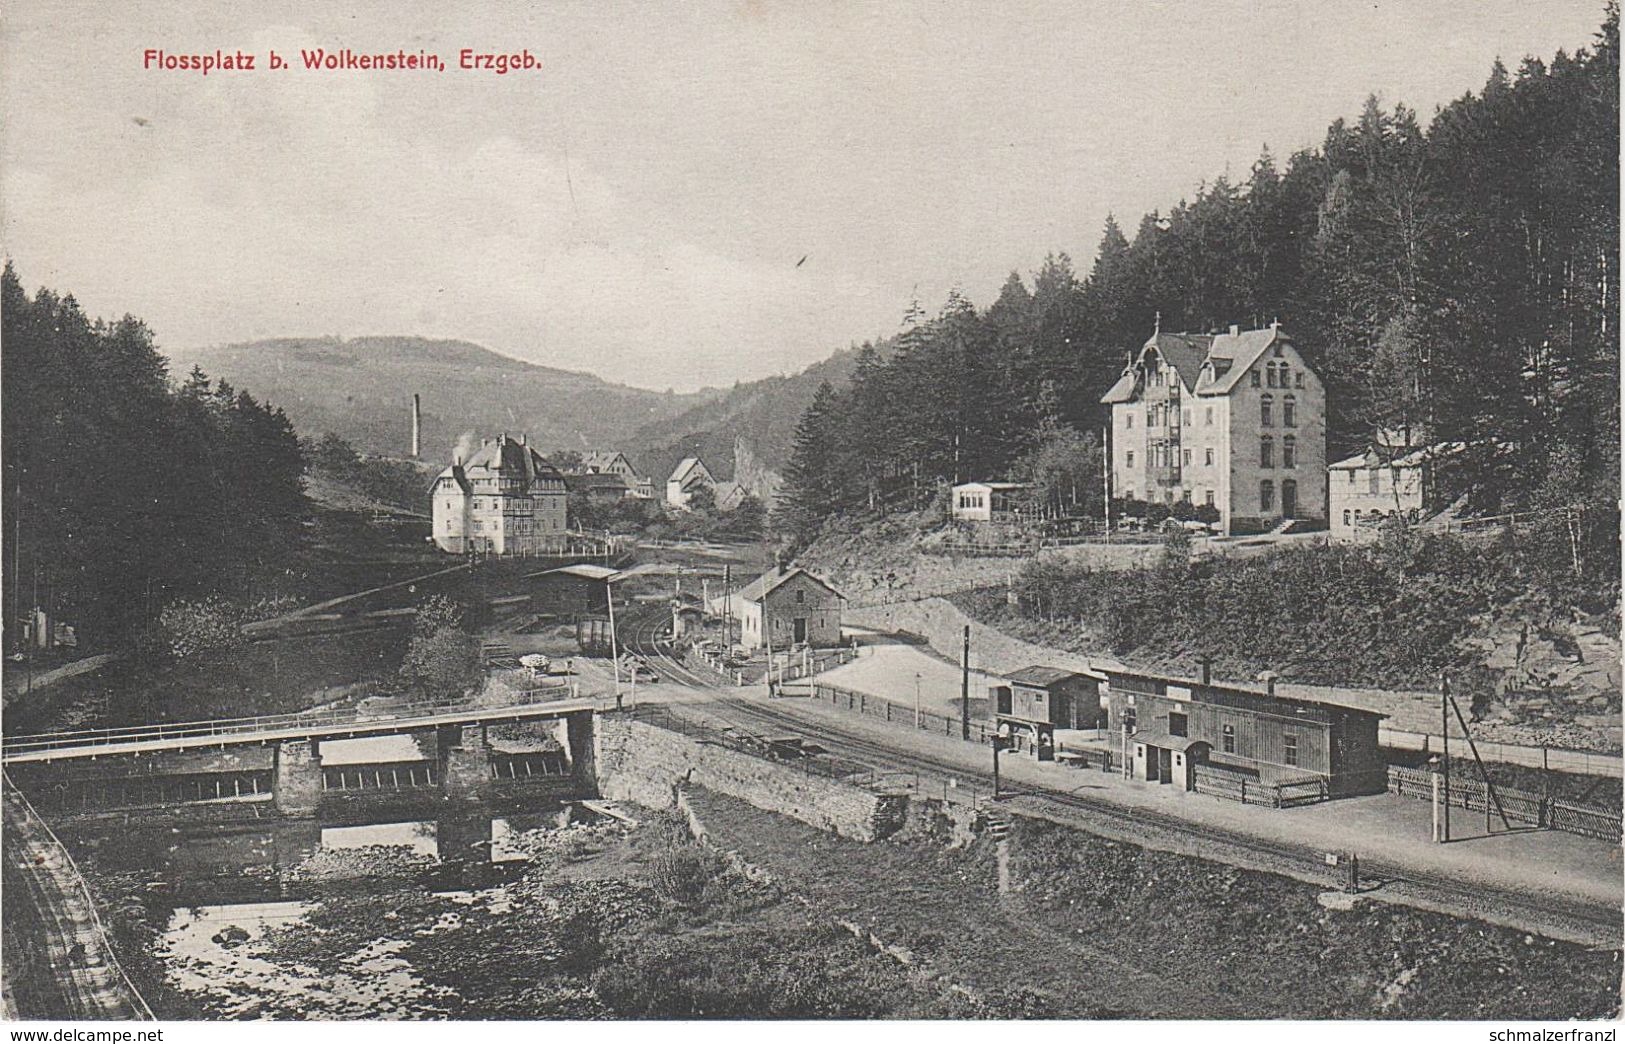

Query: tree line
left=2, top=262, right=309, bottom=649
left=777, top=10, right=1619, bottom=540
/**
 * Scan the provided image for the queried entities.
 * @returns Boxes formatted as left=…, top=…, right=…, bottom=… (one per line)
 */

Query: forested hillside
left=628, top=341, right=889, bottom=490
left=168, top=336, right=719, bottom=462
left=777, top=13, right=1620, bottom=539
left=2, top=263, right=309, bottom=647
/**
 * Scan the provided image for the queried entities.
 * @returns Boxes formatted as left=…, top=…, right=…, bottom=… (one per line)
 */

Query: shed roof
left=1131, top=730, right=1212, bottom=753
left=953, top=481, right=1028, bottom=492
left=1103, top=667, right=1387, bottom=722
left=531, top=563, right=628, bottom=583
left=1005, top=666, right=1099, bottom=688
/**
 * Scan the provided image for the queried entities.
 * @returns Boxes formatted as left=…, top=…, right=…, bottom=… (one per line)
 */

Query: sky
left=0, top=0, right=1609, bottom=392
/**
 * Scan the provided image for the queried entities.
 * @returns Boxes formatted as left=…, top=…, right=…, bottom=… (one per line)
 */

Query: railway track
left=620, top=606, right=1621, bottom=947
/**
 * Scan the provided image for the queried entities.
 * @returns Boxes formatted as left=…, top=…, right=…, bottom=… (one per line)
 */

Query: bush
left=648, top=841, right=727, bottom=907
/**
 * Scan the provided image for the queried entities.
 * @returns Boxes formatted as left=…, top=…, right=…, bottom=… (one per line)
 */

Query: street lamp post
left=914, top=672, right=922, bottom=728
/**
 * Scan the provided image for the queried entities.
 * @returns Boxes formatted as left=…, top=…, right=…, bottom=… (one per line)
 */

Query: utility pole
left=960, top=625, right=971, bottom=740
left=606, top=575, right=621, bottom=701
left=1440, top=671, right=1451, bottom=843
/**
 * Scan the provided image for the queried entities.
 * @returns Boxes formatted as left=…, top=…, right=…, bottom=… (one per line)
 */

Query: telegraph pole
left=960, top=625, right=971, bottom=740
left=606, top=575, right=621, bottom=702
left=1440, top=671, right=1451, bottom=843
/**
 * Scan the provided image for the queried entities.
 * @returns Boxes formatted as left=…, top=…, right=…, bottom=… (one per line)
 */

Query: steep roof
left=1145, top=332, right=1212, bottom=390
left=432, top=463, right=471, bottom=494
left=1100, top=369, right=1138, bottom=405
left=1099, top=331, right=1212, bottom=404
left=1196, top=326, right=1286, bottom=395
left=668, top=456, right=712, bottom=485
left=460, top=435, right=564, bottom=484
left=580, top=450, right=636, bottom=474
left=737, top=567, right=843, bottom=605
left=1103, top=324, right=1309, bottom=404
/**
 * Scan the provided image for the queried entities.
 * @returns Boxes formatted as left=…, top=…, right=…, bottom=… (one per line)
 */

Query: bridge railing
left=1, top=684, right=586, bottom=757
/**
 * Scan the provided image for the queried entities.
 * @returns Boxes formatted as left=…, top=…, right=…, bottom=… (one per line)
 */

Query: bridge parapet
left=1, top=691, right=602, bottom=764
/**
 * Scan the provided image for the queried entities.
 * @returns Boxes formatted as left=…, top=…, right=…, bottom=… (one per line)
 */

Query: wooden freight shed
left=989, top=666, right=1106, bottom=760
left=527, top=563, right=626, bottom=615
left=1101, top=668, right=1386, bottom=797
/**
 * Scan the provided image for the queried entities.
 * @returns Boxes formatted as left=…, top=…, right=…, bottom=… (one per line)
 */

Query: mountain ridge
left=164, top=335, right=725, bottom=462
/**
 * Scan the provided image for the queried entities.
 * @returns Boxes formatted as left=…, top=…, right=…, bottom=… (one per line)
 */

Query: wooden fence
left=811, top=682, right=996, bottom=745
left=1386, top=765, right=1622, bottom=843
left=1191, top=764, right=1329, bottom=808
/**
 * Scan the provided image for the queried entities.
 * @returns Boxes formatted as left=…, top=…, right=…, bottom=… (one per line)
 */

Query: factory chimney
left=410, top=394, right=421, bottom=459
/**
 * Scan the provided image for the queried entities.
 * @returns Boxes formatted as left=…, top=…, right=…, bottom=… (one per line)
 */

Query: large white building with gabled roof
left=431, top=433, right=569, bottom=554
left=1100, top=322, right=1327, bottom=535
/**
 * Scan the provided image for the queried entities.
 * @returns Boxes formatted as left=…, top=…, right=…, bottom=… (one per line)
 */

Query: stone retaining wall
left=595, top=717, right=904, bottom=841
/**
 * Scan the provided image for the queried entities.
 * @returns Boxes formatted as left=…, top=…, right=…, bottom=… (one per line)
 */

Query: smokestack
left=1258, top=670, right=1278, bottom=697
left=1199, top=655, right=1212, bottom=686
left=1229, top=324, right=1240, bottom=336
left=776, top=554, right=786, bottom=576
left=411, top=394, right=421, bottom=459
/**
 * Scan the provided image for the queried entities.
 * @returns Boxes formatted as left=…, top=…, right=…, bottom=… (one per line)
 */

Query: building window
left=1260, top=395, right=1273, bottom=427
left=1126, top=451, right=1135, bottom=468
left=1125, top=488, right=1135, bottom=501
left=1266, top=365, right=1278, bottom=388
left=1283, top=436, right=1296, bottom=469
left=1205, top=489, right=1215, bottom=506
left=1204, top=447, right=1214, bottom=466
left=1182, top=409, right=1192, bottom=427
left=1126, top=413, right=1134, bottom=429
left=1205, top=406, right=1214, bottom=425
left=1182, top=449, right=1192, bottom=467
left=1168, top=711, right=1188, bottom=737
left=1295, top=372, right=1305, bottom=388
left=1260, top=437, right=1274, bottom=468
left=1260, top=480, right=1274, bottom=512
left=1343, top=509, right=1351, bottom=525
left=1283, top=396, right=1297, bottom=427
left=1369, top=468, right=1381, bottom=496
left=795, top=590, right=806, bottom=604
left=1123, top=706, right=1137, bottom=732
left=1250, top=370, right=1261, bottom=388
left=1347, top=470, right=1356, bottom=485
left=1283, top=733, right=1299, bottom=767
left=1222, top=724, right=1235, bottom=754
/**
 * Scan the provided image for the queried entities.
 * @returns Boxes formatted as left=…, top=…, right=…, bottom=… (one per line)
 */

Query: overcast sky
left=1, top=1, right=1607, bottom=392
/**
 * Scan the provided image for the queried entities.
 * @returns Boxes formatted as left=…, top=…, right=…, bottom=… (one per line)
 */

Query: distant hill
left=166, top=336, right=722, bottom=461
left=629, top=341, right=892, bottom=498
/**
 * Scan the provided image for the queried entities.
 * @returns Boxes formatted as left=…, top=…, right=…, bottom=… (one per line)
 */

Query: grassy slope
left=688, top=789, right=1620, bottom=1019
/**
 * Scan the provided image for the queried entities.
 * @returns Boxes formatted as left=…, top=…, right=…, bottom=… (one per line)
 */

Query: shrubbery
left=971, top=518, right=1619, bottom=695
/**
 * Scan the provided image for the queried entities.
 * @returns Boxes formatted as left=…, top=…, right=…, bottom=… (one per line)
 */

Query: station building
left=1101, top=667, right=1386, bottom=797
left=707, top=565, right=843, bottom=652
left=987, top=666, right=1105, bottom=760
